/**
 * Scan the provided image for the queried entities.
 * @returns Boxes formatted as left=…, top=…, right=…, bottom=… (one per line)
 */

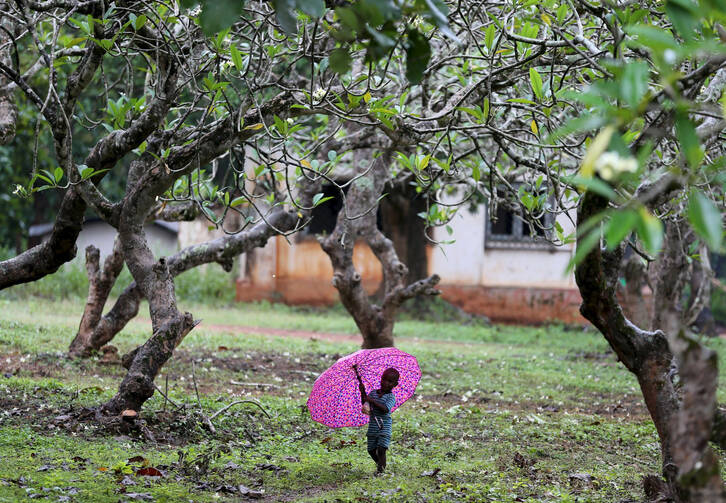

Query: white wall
left=431, top=203, right=576, bottom=289
left=69, top=221, right=177, bottom=258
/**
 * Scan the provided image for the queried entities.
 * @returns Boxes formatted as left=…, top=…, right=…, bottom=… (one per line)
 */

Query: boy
left=354, top=366, right=399, bottom=474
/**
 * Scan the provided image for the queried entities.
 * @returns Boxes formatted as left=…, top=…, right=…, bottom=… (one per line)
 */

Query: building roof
left=29, top=219, right=179, bottom=237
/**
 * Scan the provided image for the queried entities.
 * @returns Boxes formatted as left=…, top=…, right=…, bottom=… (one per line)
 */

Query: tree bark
left=68, top=238, right=125, bottom=357
left=575, top=190, right=726, bottom=502
left=72, top=206, right=298, bottom=358
left=319, top=148, right=440, bottom=349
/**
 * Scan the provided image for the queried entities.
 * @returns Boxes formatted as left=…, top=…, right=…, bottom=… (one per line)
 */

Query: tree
left=3, top=0, right=726, bottom=499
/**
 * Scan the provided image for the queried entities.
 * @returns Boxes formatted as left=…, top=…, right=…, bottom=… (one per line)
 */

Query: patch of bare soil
left=421, top=391, right=649, bottom=419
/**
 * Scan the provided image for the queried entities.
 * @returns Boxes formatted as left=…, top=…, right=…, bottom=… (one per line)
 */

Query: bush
left=0, top=250, right=235, bottom=305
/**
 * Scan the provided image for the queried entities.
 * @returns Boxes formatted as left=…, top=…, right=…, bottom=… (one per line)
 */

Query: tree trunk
left=102, top=208, right=194, bottom=414
left=73, top=207, right=297, bottom=359
left=575, top=190, right=726, bottom=502
left=319, top=147, right=440, bottom=349
left=68, top=239, right=125, bottom=357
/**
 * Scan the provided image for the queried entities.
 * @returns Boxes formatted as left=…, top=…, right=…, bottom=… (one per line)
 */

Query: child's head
left=380, top=368, right=399, bottom=392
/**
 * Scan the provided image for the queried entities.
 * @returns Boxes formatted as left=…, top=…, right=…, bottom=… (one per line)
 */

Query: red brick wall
left=438, top=284, right=585, bottom=324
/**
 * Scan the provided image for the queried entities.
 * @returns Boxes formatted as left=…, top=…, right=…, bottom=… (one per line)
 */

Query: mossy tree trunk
left=575, top=190, right=726, bottom=502
left=319, top=147, right=440, bottom=349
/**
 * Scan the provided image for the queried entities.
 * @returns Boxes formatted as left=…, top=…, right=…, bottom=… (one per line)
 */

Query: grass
left=1, top=297, right=725, bottom=502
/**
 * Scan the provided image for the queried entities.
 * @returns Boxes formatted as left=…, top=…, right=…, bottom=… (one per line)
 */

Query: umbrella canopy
left=307, top=347, right=421, bottom=428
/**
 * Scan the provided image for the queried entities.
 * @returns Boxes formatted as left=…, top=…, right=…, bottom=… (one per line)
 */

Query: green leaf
left=230, top=196, right=248, bottom=207
left=198, top=0, right=246, bottom=36
left=329, top=48, right=352, bottom=74
left=665, top=0, right=699, bottom=41
left=620, top=61, right=649, bottom=109
left=561, top=175, right=618, bottom=201
left=134, top=14, right=147, bottom=30
left=484, top=24, right=496, bottom=51
left=625, top=25, right=679, bottom=53
left=312, top=192, right=334, bottom=206
left=675, top=111, right=704, bottom=169
left=472, top=163, right=481, bottom=182
left=273, top=0, right=298, bottom=34
left=53, top=167, right=64, bottom=183
left=230, top=45, right=243, bottom=70
left=335, top=7, right=360, bottom=31
left=529, top=68, right=544, bottom=101
left=327, top=150, right=337, bottom=161
left=635, top=207, right=663, bottom=255
left=605, top=209, right=638, bottom=250
left=423, top=0, right=459, bottom=41
left=688, top=190, right=723, bottom=251
left=405, top=29, right=431, bottom=84
left=297, top=0, right=325, bottom=17
left=567, top=227, right=601, bottom=272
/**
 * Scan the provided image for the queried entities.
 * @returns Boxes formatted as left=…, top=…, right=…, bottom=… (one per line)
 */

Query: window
left=485, top=186, right=553, bottom=249
left=305, top=184, right=345, bottom=235
left=301, top=183, right=383, bottom=237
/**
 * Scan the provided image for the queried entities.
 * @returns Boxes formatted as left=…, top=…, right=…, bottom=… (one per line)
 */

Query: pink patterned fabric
left=307, top=348, right=421, bottom=428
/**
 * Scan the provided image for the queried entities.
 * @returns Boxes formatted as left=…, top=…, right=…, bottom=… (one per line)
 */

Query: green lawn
left=0, top=297, right=723, bottom=502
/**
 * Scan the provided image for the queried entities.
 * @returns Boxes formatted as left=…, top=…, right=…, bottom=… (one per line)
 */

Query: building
left=29, top=218, right=179, bottom=258
left=179, top=196, right=584, bottom=324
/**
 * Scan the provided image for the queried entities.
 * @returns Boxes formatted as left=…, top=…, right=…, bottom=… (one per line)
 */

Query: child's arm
left=352, top=365, right=366, bottom=405
left=366, top=395, right=390, bottom=412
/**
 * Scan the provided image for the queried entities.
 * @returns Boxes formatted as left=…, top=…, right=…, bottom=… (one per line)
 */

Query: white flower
left=12, top=184, right=22, bottom=195
left=188, top=5, right=201, bottom=17
left=663, top=49, right=677, bottom=65
left=595, top=151, right=638, bottom=181
left=312, top=88, right=326, bottom=101
left=411, top=16, right=423, bottom=28
left=286, top=118, right=294, bottom=125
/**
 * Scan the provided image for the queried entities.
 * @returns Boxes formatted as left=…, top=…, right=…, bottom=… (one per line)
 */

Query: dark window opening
left=490, top=206, right=514, bottom=236
left=307, top=184, right=346, bottom=235
left=485, top=184, right=553, bottom=248
left=303, top=183, right=384, bottom=237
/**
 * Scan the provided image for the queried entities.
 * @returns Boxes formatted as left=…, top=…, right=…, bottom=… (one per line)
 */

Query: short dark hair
left=383, top=368, right=399, bottom=381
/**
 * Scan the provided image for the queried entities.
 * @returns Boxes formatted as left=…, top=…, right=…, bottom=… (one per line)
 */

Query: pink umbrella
left=307, top=348, right=421, bottom=428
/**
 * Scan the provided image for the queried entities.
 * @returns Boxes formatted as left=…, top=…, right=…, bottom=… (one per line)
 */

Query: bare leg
left=376, top=447, right=387, bottom=472
left=368, top=449, right=379, bottom=464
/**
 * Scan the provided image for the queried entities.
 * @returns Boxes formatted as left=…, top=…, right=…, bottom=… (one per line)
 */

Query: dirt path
left=138, top=318, right=480, bottom=346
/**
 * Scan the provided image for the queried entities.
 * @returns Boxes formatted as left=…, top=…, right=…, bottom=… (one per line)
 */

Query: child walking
left=354, top=366, right=399, bottom=475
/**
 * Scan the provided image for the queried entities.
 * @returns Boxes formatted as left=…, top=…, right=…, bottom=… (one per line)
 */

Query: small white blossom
left=663, top=49, right=677, bottom=65
left=411, top=16, right=423, bottom=28
left=12, top=184, right=23, bottom=195
left=595, top=151, right=638, bottom=181
left=286, top=118, right=294, bottom=125
left=312, top=88, right=326, bottom=101
left=188, top=5, right=201, bottom=17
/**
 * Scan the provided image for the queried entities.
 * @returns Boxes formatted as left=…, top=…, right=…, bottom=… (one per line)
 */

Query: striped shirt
left=366, top=390, right=396, bottom=438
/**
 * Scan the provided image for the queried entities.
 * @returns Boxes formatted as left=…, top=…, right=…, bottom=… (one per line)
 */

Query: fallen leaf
left=98, top=467, right=108, bottom=472
left=218, top=346, right=229, bottom=351
left=127, top=456, right=149, bottom=466
left=135, top=467, right=163, bottom=477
